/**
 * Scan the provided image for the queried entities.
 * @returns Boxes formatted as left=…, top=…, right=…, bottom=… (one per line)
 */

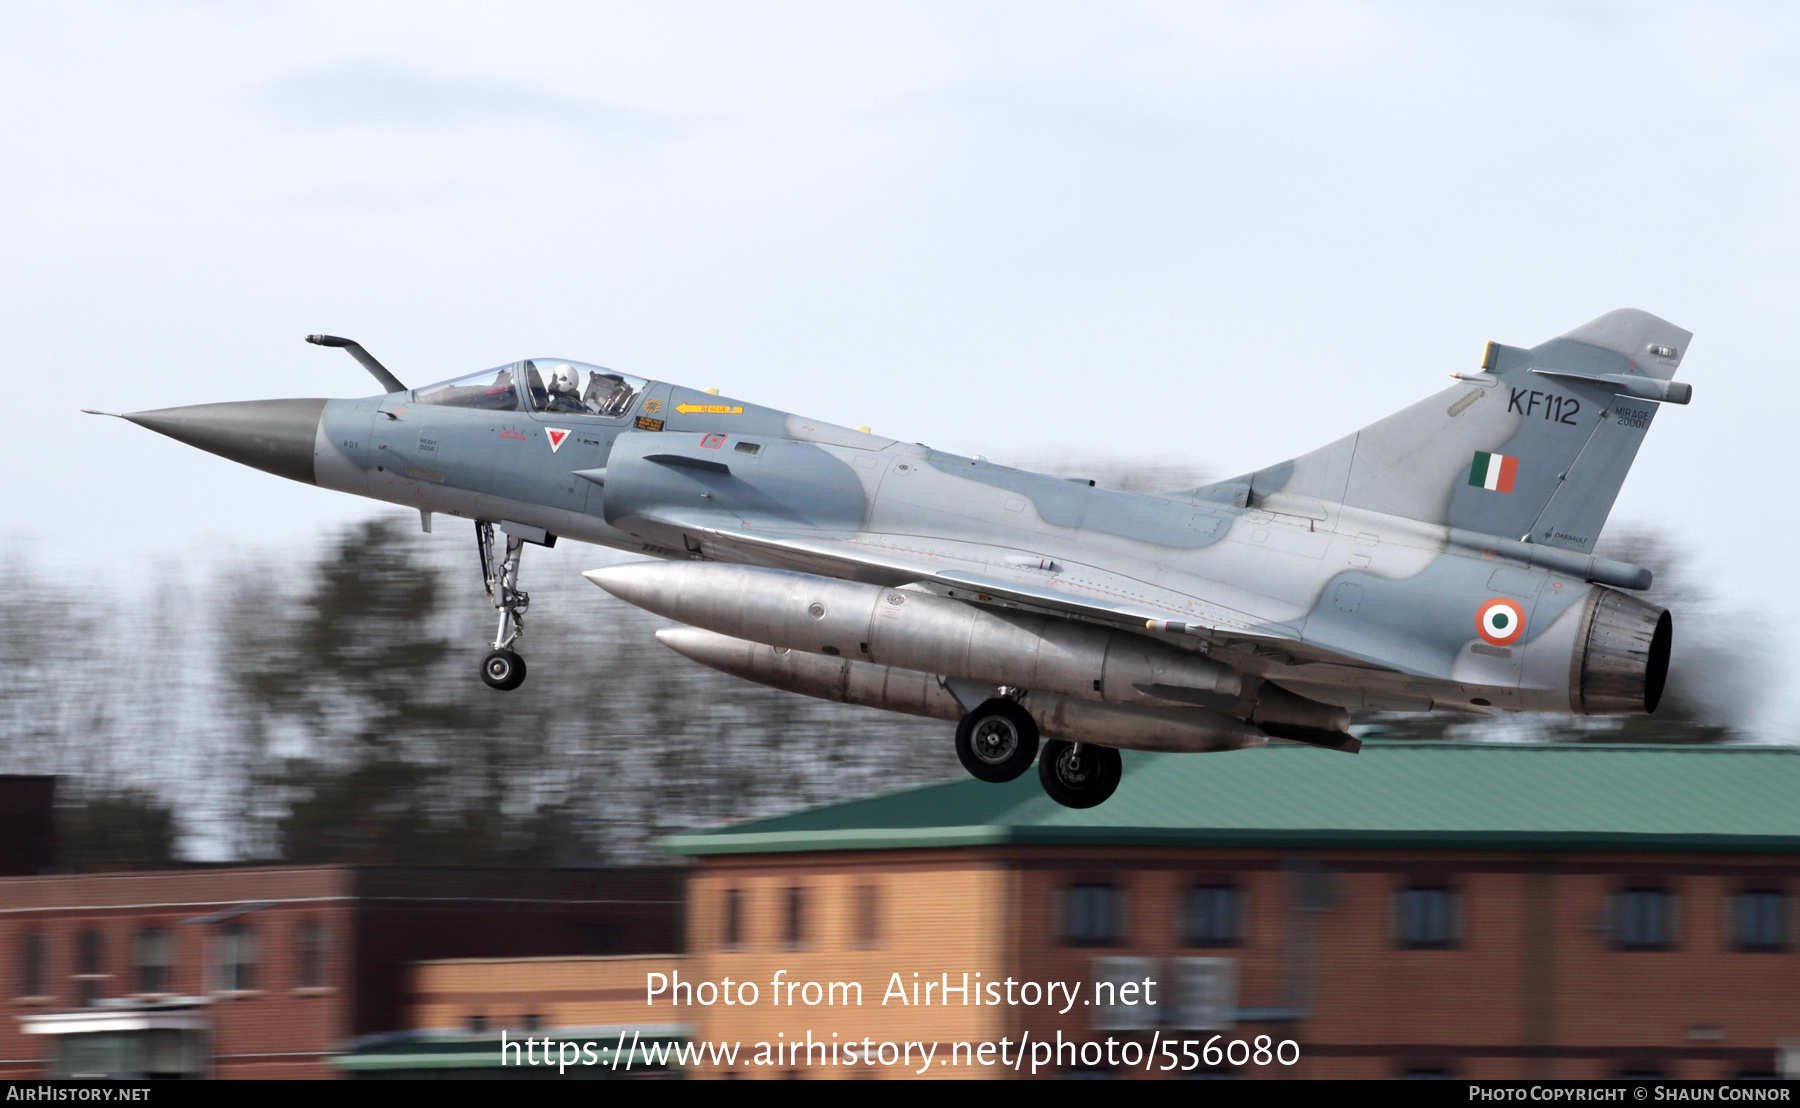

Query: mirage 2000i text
left=95, top=309, right=1691, bottom=808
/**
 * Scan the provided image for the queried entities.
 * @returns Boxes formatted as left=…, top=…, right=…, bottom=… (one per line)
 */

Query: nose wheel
left=477, top=521, right=530, bottom=690
left=481, top=649, right=527, bottom=690
left=1037, top=740, right=1122, bottom=809
left=954, top=698, right=1040, bottom=783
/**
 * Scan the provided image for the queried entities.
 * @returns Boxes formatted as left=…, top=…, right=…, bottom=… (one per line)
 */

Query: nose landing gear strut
left=477, top=521, right=529, bottom=690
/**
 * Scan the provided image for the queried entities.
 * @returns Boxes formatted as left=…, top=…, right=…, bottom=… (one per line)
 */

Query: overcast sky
left=2, top=2, right=1794, bottom=731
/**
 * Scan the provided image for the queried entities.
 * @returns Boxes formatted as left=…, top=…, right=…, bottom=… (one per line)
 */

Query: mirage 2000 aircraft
left=95, top=309, right=1690, bottom=808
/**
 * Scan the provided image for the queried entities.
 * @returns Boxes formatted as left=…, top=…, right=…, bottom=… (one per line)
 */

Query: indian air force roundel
left=1476, top=597, right=1527, bottom=646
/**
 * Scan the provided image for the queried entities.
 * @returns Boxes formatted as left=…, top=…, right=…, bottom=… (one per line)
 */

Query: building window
left=1397, top=886, right=1458, bottom=949
left=722, top=888, right=743, bottom=950
left=1735, top=890, right=1789, bottom=952
left=74, top=929, right=104, bottom=1005
left=216, top=922, right=257, bottom=992
left=135, top=928, right=172, bottom=995
left=1614, top=888, right=1674, bottom=950
left=1185, top=885, right=1242, bottom=947
left=1170, top=956, right=1238, bottom=1030
left=574, top=923, right=618, bottom=956
left=18, top=931, right=46, bottom=998
left=1063, top=884, right=1122, bottom=947
left=784, top=887, right=807, bottom=949
left=76, top=931, right=102, bottom=977
left=294, top=920, right=325, bottom=988
left=854, top=885, right=880, bottom=949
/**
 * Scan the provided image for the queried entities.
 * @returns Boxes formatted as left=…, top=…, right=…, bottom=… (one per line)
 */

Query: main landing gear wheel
left=476, top=521, right=531, bottom=690
left=1037, top=740, right=1123, bottom=809
left=954, top=698, right=1040, bottom=783
left=481, top=649, right=527, bottom=691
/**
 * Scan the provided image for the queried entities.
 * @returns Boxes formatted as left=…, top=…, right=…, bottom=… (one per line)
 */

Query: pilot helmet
left=548, top=364, right=581, bottom=395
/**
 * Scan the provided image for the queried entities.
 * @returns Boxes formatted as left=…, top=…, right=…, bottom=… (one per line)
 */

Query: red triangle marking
left=546, top=428, right=571, bottom=453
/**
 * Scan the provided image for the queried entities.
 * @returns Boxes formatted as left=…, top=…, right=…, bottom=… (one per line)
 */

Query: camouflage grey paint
left=923, top=451, right=1234, bottom=549
left=116, top=310, right=1688, bottom=735
left=602, top=431, right=868, bottom=538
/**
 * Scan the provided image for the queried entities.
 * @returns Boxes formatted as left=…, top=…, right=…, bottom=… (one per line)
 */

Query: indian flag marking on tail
left=1468, top=451, right=1519, bottom=493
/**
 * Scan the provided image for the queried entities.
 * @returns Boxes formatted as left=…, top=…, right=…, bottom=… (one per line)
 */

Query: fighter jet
left=95, top=310, right=1690, bottom=808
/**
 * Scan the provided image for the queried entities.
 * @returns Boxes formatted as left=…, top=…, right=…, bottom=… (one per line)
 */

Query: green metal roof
left=659, top=741, right=1800, bottom=856
left=332, top=1027, right=689, bottom=1071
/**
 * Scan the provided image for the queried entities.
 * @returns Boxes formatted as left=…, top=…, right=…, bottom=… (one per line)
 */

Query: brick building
left=375, top=741, right=1800, bottom=1079
left=2, top=865, right=681, bottom=1078
left=0, top=777, right=55, bottom=877
left=672, top=741, right=1800, bottom=1078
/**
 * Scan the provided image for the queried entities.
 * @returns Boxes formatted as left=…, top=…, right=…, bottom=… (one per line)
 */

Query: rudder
left=1485, top=310, right=1691, bottom=553
left=1187, top=309, right=1692, bottom=554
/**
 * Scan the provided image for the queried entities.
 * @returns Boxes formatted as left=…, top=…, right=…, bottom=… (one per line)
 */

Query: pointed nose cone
left=586, top=561, right=673, bottom=597
left=654, top=625, right=731, bottom=663
left=583, top=561, right=679, bottom=611
left=654, top=626, right=769, bottom=681
left=124, top=398, right=328, bottom=485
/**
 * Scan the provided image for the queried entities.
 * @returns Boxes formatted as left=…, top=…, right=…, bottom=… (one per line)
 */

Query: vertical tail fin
left=1190, top=309, right=1692, bottom=554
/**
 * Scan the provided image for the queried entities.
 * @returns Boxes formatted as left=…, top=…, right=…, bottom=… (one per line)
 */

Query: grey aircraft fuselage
left=112, top=308, right=1688, bottom=785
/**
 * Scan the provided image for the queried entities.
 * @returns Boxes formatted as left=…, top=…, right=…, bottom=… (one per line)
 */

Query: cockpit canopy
left=412, top=360, right=648, bottom=418
left=413, top=365, right=520, bottom=410
left=523, top=360, right=646, bottom=417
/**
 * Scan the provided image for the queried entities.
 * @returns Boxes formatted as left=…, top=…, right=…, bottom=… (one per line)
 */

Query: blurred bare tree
left=54, top=786, right=180, bottom=871
left=217, top=518, right=589, bottom=865
left=5, top=488, right=1761, bottom=866
left=0, top=557, right=187, bottom=869
left=0, top=556, right=110, bottom=781
left=210, top=513, right=959, bottom=864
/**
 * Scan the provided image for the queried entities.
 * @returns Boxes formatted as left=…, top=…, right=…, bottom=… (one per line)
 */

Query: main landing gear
left=951, top=692, right=1122, bottom=808
left=954, top=697, right=1040, bottom=782
left=1036, top=740, right=1123, bottom=810
left=477, top=521, right=529, bottom=691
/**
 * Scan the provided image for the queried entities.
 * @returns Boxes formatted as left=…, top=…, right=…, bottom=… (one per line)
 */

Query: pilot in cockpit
left=543, top=364, right=587, bottom=414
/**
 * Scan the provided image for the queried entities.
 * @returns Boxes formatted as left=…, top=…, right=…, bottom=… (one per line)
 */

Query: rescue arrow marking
left=675, top=403, right=743, bottom=415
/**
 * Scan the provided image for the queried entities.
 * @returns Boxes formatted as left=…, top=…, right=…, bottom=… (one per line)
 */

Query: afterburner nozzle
left=123, top=398, right=328, bottom=485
